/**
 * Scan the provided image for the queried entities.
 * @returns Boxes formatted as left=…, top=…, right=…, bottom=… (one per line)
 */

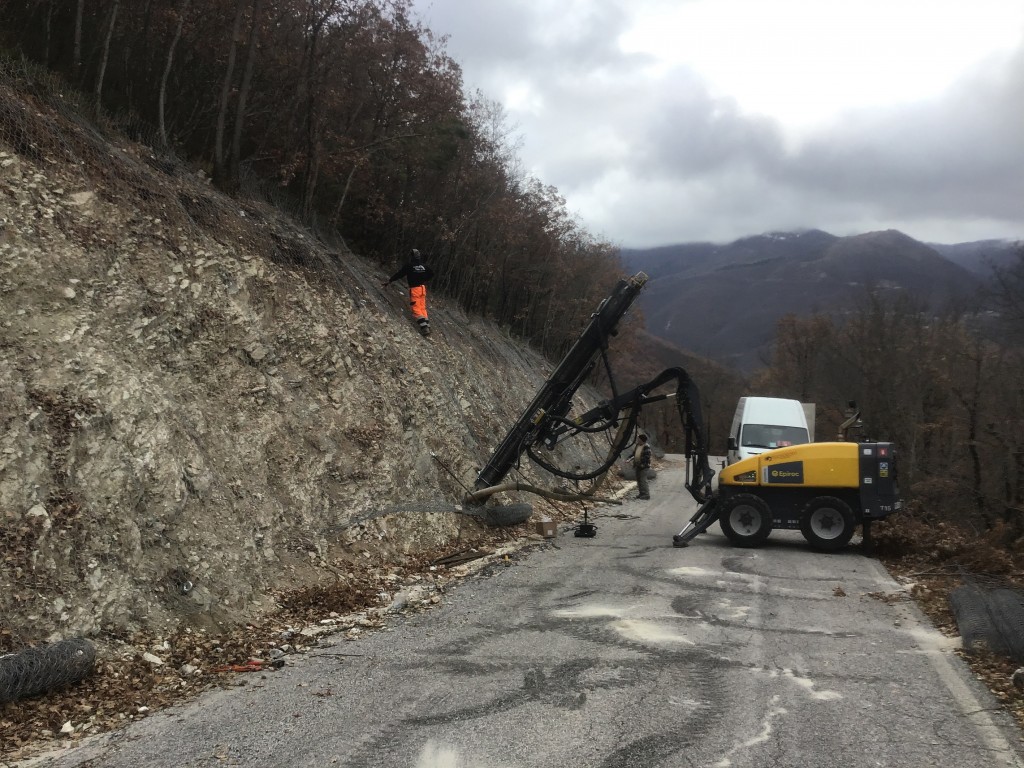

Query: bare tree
left=949, top=340, right=989, bottom=522
left=93, top=0, right=120, bottom=115
left=158, top=0, right=190, bottom=147
left=213, top=0, right=247, bottom=187
left=991, top=244, right=1024, bottom=341
left=41, top=0, right=55, bottom=65
left=228, top=0, right=263, bottom=185
left=768, top=313, right=834, bottom=402
left=72, top=0, right=84, bottom=80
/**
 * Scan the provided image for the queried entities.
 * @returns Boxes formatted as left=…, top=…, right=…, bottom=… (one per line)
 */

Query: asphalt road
left=29, top=458, right=1024, bottom=768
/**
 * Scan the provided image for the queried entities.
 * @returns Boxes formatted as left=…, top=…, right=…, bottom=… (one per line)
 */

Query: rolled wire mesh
left=0, top=637, right=96, bottom=704
left=949, top=577, right=1024, bottom=663
left=467, top=502, right=533, bottom=527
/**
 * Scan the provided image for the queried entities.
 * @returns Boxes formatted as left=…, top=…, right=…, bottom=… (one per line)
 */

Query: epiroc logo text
left=766, top=461, right=804, bottom=484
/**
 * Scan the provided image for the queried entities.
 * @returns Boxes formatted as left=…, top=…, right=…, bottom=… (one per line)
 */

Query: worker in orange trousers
left=383, top=248, right=435, bottom=336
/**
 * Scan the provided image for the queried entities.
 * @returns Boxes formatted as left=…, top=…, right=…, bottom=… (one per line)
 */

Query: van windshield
left=741, top=424, right=809, bottom=450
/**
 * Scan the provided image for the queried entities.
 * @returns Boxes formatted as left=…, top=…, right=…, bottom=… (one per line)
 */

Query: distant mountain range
left=620, top=229, right=1021, bottom=372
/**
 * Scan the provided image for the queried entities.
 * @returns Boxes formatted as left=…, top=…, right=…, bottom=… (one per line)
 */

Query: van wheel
left=719, top=493, right=772, bottom=547
left=800, top=496, right=855, bottom=551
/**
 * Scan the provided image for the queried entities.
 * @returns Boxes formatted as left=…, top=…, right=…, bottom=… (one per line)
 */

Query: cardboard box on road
left=534, top=518, right=557, bottom=538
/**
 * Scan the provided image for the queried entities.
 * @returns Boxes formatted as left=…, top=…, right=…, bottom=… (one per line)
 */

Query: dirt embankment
left=0, top=82, right=613, bottom=651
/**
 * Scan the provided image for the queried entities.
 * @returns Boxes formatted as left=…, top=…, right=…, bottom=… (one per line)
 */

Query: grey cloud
left=413, top=0, right=1024, bottom=246
left=784, top=55, right=1024, bottom=221
left=634, top=71, right=786, bottom=177
left=419, top=1, right=636, bottom=84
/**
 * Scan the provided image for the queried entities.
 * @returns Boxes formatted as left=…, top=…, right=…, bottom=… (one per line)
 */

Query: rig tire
left=719, top=493, right=772, bottom=547
left=800, top=496, right=856, bottom=551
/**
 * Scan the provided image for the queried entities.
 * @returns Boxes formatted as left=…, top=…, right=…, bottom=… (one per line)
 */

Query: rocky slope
left=0, top=81, right=615, bottom=651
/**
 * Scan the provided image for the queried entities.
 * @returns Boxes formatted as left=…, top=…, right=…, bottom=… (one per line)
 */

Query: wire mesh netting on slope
left=0, top=56, right=372, bottom=294
left=0, top=56, right=416, bottom=655
left=1, top=54, right=614, bottom=665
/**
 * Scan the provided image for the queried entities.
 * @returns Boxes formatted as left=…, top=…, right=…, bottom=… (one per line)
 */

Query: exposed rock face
left=0, top=92, right=608, bottom=642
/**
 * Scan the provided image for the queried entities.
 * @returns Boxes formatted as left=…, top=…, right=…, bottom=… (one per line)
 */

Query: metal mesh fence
left=0, top=638, right=96, bottom=704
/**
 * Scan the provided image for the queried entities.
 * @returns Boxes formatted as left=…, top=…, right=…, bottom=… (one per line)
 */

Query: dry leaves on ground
left=875, top=512, right=1024, bottom=733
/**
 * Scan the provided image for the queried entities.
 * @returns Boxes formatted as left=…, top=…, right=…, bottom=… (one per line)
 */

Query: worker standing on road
left=633, top=433, right=652, bottom=500
left=382, top=248, right=434, bottom=336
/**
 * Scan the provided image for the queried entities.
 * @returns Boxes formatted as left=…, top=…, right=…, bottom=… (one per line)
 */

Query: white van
left=726, top=397, right=814, bottom=465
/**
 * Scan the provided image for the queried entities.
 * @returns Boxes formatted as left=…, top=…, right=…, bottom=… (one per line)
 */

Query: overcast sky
left=411, top=0, right=1024, bottom=248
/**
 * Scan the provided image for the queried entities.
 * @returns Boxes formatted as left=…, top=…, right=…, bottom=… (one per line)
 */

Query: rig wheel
left=719, top=493, right=772, bottom=547
left=800, top=496, right=855, bottom=551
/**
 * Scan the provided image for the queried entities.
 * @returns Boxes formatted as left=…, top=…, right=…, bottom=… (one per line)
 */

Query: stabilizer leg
left=673, top=497, right=720, bottom=548
left=861, top=520, right=874, bottom=557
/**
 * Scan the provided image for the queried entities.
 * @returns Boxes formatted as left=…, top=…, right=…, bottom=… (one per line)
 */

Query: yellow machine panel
left=720, top=442, right=861, bottom=489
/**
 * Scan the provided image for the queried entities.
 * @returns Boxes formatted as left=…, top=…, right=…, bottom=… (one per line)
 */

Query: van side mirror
left=727, top=436, right=738, bottom=451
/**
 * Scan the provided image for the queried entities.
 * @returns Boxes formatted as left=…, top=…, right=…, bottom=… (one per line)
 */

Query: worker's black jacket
left=387, top=262, right=434, bottom=288
left=635, top=443, right=651, bottom=470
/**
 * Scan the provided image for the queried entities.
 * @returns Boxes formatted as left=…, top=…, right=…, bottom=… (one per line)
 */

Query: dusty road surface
left=25, top=457, right=1024, bottom=768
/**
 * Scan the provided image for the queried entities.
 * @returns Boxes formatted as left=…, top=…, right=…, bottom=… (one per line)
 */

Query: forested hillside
left=0, top=0, right=746, bottom=447
left=0, top=0, right=625, bottom=360
left=752, top=281, right=1024, bottom=548
left=622, top=229, right=986, bottom=369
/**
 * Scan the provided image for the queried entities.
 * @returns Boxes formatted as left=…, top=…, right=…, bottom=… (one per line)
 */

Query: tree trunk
left=43, top=1, right=54, bottom=65
left=72, top=0, right=84, bottom=81
left=213, top=0, right=246, bottom=186
left=158, top=0, right=190, bottom=147
left=93, top=0, right=120, bottom=116
left=228, top=0, right=263, bottom=187
left=1013, top=448, right=1024, bottom=530
left=328, top=162, right=359, bottom=231
left=139, top=0, right=154, bottom=83
left=300, top=6, right=326, bottom=223
left=953, top=347, right=988, bottom=523
left=302, top=153, right=320, bottom=224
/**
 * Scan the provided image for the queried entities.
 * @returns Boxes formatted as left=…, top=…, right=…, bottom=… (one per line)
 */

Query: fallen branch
left=432, top=549, right=491, bottom=566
